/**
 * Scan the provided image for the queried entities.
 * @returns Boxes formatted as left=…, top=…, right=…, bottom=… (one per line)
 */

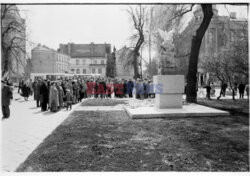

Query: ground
left=16, top=98, right=249, bottom=171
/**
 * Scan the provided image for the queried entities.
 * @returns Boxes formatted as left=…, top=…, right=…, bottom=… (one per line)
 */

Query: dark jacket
left=2, top=84, right=13, bottom=106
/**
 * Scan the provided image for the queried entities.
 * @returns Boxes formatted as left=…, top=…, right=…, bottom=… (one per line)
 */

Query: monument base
left=153, top=75, right=184, bottom=109
left=155, top=94, right=182, bottom=109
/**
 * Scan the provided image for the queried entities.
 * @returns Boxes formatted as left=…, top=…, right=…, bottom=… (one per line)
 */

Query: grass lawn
left=198, top=98, right=249, bottom=115
left=17, top=109, right=249, bottom=171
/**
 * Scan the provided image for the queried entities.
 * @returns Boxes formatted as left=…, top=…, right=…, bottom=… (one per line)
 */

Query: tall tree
left=126, top=5, right=148, bottom=79
left=185, top=4, right=213, bottom=102
left=1, top=4, right=26, bottom=79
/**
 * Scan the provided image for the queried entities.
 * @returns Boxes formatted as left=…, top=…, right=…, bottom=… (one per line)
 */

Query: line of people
left=25, top=76, right=156, bottom=113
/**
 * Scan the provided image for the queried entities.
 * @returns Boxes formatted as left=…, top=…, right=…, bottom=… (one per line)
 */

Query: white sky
left=18, top=4, right=248, bottom=63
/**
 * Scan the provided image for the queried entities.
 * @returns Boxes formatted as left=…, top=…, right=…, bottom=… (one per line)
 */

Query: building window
left=92, top=68, right=95, bottom=74
left=71, top=69, right=75, bottom=73
left=76, top=59, right=79, bottom=65
left=93, top=60, right=97, bottom=64
left=83, top=69, right=86, bottom=74
left=101, top=60, right=105, bottom=64
left=82, top=59, right=86, bottom=65
left=76, top=69, right=80, bottom=74
left=98, top=68, right=102, bottom=74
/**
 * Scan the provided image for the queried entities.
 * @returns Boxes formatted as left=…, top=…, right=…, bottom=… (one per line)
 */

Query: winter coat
left=49, top=86, right=59, bottom=111
left=2, top=84, right=13, bottom=106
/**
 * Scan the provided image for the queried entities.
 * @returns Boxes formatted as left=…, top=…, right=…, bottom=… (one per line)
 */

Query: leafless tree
left=1, top=4, right=26, bottom=79
left=204, top=25, right=248, bottom=100
left=124, top=5, right=148, bottom=79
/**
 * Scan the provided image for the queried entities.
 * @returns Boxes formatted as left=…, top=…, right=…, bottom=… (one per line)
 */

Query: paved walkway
left=1, top=88, right=82, bottom=172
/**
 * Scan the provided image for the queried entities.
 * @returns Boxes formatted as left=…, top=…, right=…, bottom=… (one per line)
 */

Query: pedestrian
left=144, top=79, right=149, bottom=99
left=246, top=84, right=249, bottom=99
left=127, top=78, right=134, bottom=98
left=99, top=78, right=106, bottom=99
left=2, top=80, right=13, bottom=119
left=56, top=81, right=64, bottom=109
left=72, top=81, right=79, bottom=103
left=106, top=78, right=112, bottom=98
left=65, top=89, right=73, bottom=110
left=33, top=79, right=41, bottom=107
left=18, top=79, right=24, bottom=94
left=238, top=82, right=245, bottom=99
left=139, top=79, right=145, bottom=100
left=205, top=84, right=211, bottom=100
left=40, top=80, right=49, bottom=111
left=123, top=80, right=128, bottom=98
left=28, top=79, right=33, bottom=96
left=49, top=82, right=59, bottom=112
left=21, top=82, right=31, bottom=101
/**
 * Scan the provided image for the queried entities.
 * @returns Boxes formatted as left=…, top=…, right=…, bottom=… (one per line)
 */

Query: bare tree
left=125, top=5, right=148, bottom=79
left=1, top=4, right=26, bottom=79
left=204, top=25, right=248, bottom=100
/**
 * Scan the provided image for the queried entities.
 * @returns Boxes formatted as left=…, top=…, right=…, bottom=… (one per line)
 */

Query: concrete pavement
left=1, top=88, right=82, bottom=172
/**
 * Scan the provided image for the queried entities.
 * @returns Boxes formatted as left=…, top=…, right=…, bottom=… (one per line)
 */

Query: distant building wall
left=31, top=44, right=70, bottom=74
left=58, top=42, right=111, bottom=77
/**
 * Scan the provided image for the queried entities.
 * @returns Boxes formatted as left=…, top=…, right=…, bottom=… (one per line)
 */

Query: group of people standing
left=31, top=79, right=87, bottom=112
left=25, top=76, right=155, bottom=113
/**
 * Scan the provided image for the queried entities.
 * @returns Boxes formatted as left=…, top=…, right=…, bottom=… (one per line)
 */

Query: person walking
left=238, top=82, right=245, bottom=99
left=21, top=82, right=31, bottom=101
left=205, top=83, right=211, bottom=100
left=246, top=84, right=249, bottom=99
left=2, top=80, right=13, bottom=119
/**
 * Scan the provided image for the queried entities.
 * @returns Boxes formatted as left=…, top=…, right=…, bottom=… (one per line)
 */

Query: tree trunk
left=186, top=4, right=213, bottom=103
left=133, top=52, right=139, bottom=79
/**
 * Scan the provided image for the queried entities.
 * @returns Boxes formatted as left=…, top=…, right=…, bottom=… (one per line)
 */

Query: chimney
left=230, top=12, right=236, bottom=19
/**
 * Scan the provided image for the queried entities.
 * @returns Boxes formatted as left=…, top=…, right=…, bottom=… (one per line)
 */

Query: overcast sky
left=18, top=4, right=248, bottom=61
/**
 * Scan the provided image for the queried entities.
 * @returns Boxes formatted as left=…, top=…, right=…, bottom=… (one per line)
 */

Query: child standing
left=65, top=89, right=73, bottom=110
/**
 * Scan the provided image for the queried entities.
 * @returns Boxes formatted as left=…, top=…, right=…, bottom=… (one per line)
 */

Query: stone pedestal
left=153, top=75, right=184, bottom=109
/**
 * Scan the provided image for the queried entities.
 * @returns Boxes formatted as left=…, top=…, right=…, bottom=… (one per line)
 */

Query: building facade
left=58, top=42, right=111, bottom=77
left=31, top=44, right=70, bottom=74
left=173, top=5, right=248, bottom=86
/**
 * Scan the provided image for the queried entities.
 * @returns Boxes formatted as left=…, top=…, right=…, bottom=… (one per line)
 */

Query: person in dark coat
left=21, top=82, right=31, bottom=101
left=238, top=82, right=246, bottom=99
left=99, top=78, right=106, bottom=99
left=127, top=79, right=134, bottom=98
left=2, top=80, right=13, bottom=119
left=40, top=81, right=49, bottom=111
left=204, top=84, right=211, bottom=100
left=33, top=79, right=41, bottom=107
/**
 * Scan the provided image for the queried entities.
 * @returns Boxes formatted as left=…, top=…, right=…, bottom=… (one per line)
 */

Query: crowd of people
left=17, top=76, right=156, bottom=113
left=2, top=76, right=249, bottom=119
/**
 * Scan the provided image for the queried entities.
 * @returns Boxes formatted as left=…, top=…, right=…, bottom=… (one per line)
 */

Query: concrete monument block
left=153, top=75, right=184, bottom=109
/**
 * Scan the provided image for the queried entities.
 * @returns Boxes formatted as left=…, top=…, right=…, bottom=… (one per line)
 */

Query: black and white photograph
left=0, top=0, right=249, bottom=173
